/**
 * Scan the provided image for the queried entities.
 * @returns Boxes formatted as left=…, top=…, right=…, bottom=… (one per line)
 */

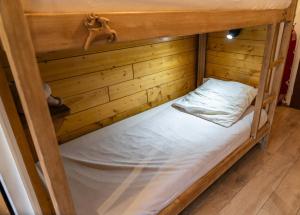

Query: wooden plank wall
left=37, top=36, right=197, bottom=142
left=1, top=26, right=266, bottom=144
left=206, top=25, right=267, bottom=87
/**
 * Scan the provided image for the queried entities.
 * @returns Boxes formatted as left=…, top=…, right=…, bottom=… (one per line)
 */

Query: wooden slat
left=39, top=37, right=196, bottom=81
left=26, top=10, right=286, bottom=53
left=133, top=51, right=195, bottom=78
left=206, top=63, right=260, bottom=87
left=0, top=66, right=53, bottom=214
left=269, top=57, right=284, bottom=69
left=263, top=94, right=276, bottom=107
left=58, top=91, right=148, bottom=136
left=251, top=24, right=278, bottom=138
left=109, top=64, right=195, bottom=100
left=197, top=34, right=207, bottom=86
left=207, top=50, right=263, bottom=64
left=207, top=37, right=266, bottom=56
left=49, top=65, right=133, bottom=98
left=147, top=75, right=195, bottom=106
left=36, top=36, right=191, bottom=62
left=207, top=52, right=262, bottom=71
left=64, top=87, right=109, bottom=114
left=0, top=1, right=76, bottom=214
left=57, top=103, right=152, bottom=143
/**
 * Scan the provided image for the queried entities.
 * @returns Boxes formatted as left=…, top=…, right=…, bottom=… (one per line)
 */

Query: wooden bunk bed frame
left=0, top=0, right=298, bottom=214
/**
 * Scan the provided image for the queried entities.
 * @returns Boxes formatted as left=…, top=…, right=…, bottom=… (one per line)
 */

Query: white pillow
left=172, top=78, right=257, bottom=127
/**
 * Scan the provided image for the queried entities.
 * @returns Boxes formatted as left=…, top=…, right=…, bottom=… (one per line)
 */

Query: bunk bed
left=0, top=0, right=298, bottom=214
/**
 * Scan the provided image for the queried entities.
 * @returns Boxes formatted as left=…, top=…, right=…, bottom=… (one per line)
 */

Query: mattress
left=46, top=98, right=268, bottom=215
left=22, top=0, right=291, bottom=13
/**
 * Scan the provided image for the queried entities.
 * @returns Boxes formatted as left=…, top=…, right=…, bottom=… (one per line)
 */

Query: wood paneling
left=38, top=36, right=196, bottom=142
left=39, top=37, right=196, bottom=82
left=109, top=64, right=195, bottom=100
left=206, top=26, right=267, bottom=87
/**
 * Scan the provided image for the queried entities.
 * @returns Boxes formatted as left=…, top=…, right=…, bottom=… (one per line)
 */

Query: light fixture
left=226, top=29, right=241, bottom=40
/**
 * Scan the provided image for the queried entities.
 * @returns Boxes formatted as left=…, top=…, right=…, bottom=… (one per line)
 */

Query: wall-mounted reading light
left=226, top=29, right=241, bottom=40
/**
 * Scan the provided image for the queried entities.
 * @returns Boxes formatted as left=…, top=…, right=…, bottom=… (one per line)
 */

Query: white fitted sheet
left=22, top=0, right=291, bottom=13
left=53, top=99, right=267, bottom=215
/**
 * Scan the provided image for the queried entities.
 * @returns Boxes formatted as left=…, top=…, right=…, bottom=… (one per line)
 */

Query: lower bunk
left=38, top=91, right=269, bottom=215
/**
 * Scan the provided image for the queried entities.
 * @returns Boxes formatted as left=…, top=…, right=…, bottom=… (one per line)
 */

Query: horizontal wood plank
left=36, top=36, right=191, bottom=62
left=49, top=65, right=133, bottom=98
left=63, top=87, right=109, bottom=114
left=147, top=76, right=195, bottom=106
left=206, top=63, right=260, bottom=87
left=109, top=64, right=195, bottom=100
left=207, top=37, right=265, bottom=56
left=207, top=51, right=262, bottom=71
left=39, top=37, right=196, bottom=81
left=58, top=91, right=148, bottom=136
left=57, top=103, right=152, bottom=142
left=133, top=51, right=195, bottom=78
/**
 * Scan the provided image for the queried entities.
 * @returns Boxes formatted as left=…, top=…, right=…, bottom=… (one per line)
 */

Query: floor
left=0, top=194, right=9, bottom=215
left=181, top=106, right=300, bottom=215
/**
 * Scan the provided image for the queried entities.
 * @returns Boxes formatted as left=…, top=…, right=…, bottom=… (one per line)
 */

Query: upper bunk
left=22, top=0, right=294, bottom=53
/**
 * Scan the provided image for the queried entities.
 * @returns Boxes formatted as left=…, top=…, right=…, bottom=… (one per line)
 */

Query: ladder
left=251, top=22, right=293, bottom=142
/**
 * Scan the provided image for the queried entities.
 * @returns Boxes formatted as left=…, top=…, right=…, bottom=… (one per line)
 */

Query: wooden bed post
left=0, top=67, right=54, bottom=214
left=197, top=34, right=207, bottom=86
left=0, top=1, right=76, bottom=215
left=251, top=24, right=278, bottom=138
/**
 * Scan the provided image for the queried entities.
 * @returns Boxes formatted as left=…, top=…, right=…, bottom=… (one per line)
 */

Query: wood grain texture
left=206, top=25, right=267, bottom=86
left=0, top=0, right=76, bottom=214
left=34, top=37, right=197, bottom=142
left=39, top=37, right=196, bottom=82
left=25, top=10, right=286, bottom=53
left=109, top=64, right=195, bottom=100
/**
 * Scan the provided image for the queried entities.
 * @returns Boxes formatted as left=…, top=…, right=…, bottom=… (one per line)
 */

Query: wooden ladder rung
left=263, top=94, right=276, bottom=107
left=270, top=57, right=284, bottom=69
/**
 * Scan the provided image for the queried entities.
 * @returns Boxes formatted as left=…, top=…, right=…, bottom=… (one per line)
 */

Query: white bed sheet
left=52, top=98, right=268, bottom=215
left=22, top=0, right=291, bottom=13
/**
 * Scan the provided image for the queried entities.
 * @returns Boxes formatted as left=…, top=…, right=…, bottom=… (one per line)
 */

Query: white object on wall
left=0, top=98, right=41, bottom=215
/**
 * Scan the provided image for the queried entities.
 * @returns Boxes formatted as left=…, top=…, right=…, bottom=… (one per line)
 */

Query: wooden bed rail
left=0, top=0, right=76, bottom=214
left=26, top=9, right=287, bottom=53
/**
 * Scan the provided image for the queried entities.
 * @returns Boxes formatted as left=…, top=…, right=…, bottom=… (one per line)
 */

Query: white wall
left=0, top=98, right=41, bottom=215
left=286, top=3, right=300, bottom=104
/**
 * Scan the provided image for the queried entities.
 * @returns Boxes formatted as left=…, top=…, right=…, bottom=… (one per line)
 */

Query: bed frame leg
left=259, top=135, right=269, bottom=149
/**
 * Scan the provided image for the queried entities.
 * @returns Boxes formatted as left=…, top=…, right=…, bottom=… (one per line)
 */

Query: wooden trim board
left=26, top=9, right=286, bottom=53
